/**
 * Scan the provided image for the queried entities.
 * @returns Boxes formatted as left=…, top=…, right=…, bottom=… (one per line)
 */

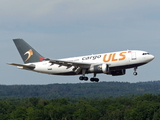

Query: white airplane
left=8, top=39, right=154, bottom=82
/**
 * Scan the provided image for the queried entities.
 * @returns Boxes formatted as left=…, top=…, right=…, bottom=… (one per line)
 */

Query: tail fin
left=13, top=39, right=45, bottom=63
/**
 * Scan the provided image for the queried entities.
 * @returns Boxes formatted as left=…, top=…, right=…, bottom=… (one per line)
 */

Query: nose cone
left=148, top=54, right=155, bottom=62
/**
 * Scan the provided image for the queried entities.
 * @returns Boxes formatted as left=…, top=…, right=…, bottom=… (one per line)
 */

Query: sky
left=1, top=0, right=160, bottom=85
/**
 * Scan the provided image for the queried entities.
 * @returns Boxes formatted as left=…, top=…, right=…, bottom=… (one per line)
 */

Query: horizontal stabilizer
left=7, top=63, right=35, bottom=69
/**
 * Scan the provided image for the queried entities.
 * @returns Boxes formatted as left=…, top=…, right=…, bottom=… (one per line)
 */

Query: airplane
left=8, top=39, right=154, bottom=82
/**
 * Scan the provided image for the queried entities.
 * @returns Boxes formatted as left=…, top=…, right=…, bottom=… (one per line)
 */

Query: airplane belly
left=34, top=64, right=75, bottom=75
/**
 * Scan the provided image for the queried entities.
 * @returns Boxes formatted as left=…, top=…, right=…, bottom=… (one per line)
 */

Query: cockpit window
left=142, top=53, right=150, bottom=55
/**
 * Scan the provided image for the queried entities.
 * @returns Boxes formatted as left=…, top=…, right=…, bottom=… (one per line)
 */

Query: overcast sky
left=1, top=0, right=160, bottom=85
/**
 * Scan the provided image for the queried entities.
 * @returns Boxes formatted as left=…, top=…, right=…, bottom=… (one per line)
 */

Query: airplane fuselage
left=24, top=50, right=154, bottom=76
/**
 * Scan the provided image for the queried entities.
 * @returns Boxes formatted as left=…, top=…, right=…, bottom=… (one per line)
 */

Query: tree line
left=1, top=94, right=160, bottom=120
left=0, top=81, right=160, bottom=99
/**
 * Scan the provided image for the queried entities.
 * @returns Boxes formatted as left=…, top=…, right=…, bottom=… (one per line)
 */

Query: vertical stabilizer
left=13, top=39, right=44, bottom=63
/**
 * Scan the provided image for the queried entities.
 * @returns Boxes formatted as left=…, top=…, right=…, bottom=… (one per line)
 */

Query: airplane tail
left=13, top=39, right=45, bottom=63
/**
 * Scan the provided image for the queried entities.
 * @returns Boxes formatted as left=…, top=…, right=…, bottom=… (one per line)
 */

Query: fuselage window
left=142, top=53, right=150, bottom=55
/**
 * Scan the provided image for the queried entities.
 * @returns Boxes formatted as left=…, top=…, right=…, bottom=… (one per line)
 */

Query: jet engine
left=88, top=64, right=125, bottom=76
left=88, top=64, right=110, bottom=74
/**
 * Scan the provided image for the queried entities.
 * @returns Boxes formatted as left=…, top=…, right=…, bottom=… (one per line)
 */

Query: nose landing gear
left=133, top=67, right=138, bottom=76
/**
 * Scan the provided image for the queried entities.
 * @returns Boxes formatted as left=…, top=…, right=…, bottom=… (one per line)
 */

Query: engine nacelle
left=102, top=64, right=110, bottom=74
left=88, top=64, right=126, bottom=76
left=110, top=69, right=126, bottom=76
left=88, top=64, right=110, bottom=74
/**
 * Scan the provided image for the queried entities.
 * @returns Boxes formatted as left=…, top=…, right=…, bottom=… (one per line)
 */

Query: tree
left=73, top=100, right=101, bottom=120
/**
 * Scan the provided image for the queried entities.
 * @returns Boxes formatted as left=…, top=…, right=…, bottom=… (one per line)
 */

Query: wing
left=44, top=58, right=92, bottom=74
left=45, top=58, right=91, bottom=68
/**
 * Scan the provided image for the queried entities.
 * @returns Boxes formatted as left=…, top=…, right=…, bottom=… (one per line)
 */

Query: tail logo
left=24, top=49, right=33, bottom=61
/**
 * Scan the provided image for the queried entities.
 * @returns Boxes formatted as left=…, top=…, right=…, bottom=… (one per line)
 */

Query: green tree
left=26, top=107, right=45, bottom=120
left=9, top=106, right=27, bottom=120
left=0, top=101, right=13, bottom=120
left=28, top=97, right=40, bottom=107
left=73, top=100, right=101, bottom=120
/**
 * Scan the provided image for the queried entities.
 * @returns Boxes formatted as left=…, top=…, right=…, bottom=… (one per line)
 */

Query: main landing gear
left=79, top=76, right=88, bottom=81
left=90, top=73, right=99, bottom=82
left=79, top=69, right=88, bottom=81
left=133, top=67, right=138, bottom=76
left=79, top=76, right=99, bottom=82
left=79, top=70, right=99, bottom=82
left=90, top=78, right=99, bottom=82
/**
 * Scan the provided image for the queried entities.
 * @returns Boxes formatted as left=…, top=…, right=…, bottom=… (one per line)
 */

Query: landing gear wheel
left=90, top=78, right=94, bottom=82
left=133, top=72, right=137, bottom=76
left=83, top=77, right=88, bottom=81
left=79, top=76, right=88, bottom=81
left=79, top=76, right=84, bottom=80
left=90, top=78, right=99, bottom=82
left=95, top=78, right=99, bottom=82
